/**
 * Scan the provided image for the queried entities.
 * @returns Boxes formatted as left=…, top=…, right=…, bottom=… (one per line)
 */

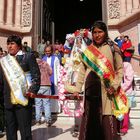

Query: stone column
left=120, top=0, right=127, bottom=18
left=132, top=0, right=140, bottom=12
left=138, top=24, right=140, bottom=42
left=102, top=0, right=107, bottom=23
left=51, top=21, right=55, bottom=44
left=126, top=0, right=133, bottom=14
left=0, top=0, right=4, bottom=23
left=6, top=0, right=13, bottom=25
left=15, top=0, right=21, bottom=26
left=40, top=0, right=43, bottom=41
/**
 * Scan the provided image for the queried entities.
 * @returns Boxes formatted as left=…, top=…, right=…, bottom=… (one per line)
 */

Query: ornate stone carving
left=22, top=0, right=32, bottom=27
left=108, top=0, right=120, bottom=19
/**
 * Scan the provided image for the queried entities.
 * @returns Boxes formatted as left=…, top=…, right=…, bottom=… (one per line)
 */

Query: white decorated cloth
left=0, top=54, right=29, bottom=106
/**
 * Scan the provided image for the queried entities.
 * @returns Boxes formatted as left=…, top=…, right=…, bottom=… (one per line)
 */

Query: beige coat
left=74, top=43, right=123, bottom=115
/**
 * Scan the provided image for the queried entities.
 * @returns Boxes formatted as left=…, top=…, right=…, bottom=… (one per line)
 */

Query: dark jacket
left=0, top=53, right=40, bottom=109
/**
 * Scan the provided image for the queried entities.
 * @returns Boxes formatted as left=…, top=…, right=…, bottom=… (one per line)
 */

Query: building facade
left=0, top=0, right=54, bottom=51
left=106, top=0, right=140, bottom=75
left=0, top=0, right=33, bottom=49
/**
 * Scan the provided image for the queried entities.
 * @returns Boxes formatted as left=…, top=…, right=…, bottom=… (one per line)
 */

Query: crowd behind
left=0, top=21, right=137, bottom=140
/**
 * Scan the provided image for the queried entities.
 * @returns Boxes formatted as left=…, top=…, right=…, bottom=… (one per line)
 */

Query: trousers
left=5, top=105, right=32, bottom=140
left=35, top=86, right=51, bottom=122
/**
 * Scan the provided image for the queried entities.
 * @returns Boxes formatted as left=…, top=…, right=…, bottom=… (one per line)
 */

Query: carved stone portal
left=108, top=0, right=120, bottom=19
left=22, top=0, right=32, bottom=27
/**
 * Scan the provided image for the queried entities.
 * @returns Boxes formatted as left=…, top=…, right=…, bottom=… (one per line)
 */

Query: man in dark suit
left=0, top=35, right=40, bottom=140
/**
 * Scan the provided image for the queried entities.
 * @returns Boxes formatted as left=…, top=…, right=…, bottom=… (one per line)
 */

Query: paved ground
left=121, top=124, right=140, bottom=140
left=0, top=115, right=140, bottom=140
left=122, top=124, right=140, bottom=140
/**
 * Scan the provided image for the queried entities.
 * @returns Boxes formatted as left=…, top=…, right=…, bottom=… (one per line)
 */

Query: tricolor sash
left=80, top=44, right=128, bottom=120
left=0, top=54, right=29, bottom=106
left=80, top=44, right=115, bottom=85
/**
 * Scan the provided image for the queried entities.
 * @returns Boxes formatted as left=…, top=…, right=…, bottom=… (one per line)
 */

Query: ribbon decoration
left=58, top=30, right=92, bottom=117
left=26, top=92, right=83, bottom=118
left=26, top=92, right=83, bottom=100
left=57, top=65, right=84, bottom=117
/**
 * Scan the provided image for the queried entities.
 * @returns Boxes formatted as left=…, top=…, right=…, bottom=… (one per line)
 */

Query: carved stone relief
left=108, top=0, right=120, bottom=19
left=22, top=0, right=32, bottom=27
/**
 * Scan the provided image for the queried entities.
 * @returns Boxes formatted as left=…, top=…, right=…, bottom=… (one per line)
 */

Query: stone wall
left=0, top=0, right=34, bottom=50
left=107, top=0, right=140, bottom=75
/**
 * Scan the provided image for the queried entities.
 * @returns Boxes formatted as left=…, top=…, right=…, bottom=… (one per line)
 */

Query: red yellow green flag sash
left=80, top=44, right=115, bottom=84
left=80, top=44, right=128, bottom=121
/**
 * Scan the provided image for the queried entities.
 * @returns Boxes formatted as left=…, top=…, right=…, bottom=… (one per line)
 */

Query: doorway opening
left=54, top=0, right=102, bottom=43
left=42, top=0, right=102, bottom=43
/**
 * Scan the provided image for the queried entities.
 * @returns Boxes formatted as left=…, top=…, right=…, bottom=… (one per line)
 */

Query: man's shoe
left=72, top=131, right=79, bottom=137
left=0, top=130, right=6, bottom=136
left=118, top=131, right=127, bottom=136
left=120, top=132, right=127, bottom=136
left=36, top=121, right=41, bottom=126
left=46, top=120, right=52, bottom=127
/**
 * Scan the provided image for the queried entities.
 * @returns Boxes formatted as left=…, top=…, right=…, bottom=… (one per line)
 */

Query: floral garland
left=57, top=29, right=92, bottom=117
left=57, top=65, right=83, bottom=117
left=74, top=28, right=92, bottom=39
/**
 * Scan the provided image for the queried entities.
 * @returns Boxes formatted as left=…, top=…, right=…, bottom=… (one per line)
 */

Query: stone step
left=52, top=112, right=75, bottom=125
left=54, top=110, right=140, bottom=126
left=130, top=108, right=140, bottom=117
left=133, top=95, right=140, bottom=101
left=129, top=93, right=140, bottom=118
left=130, top=118, right=140, bottom=125
left=130, top=102, right=140, bottom=109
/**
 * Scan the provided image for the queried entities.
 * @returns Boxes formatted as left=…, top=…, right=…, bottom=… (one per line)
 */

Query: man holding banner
left=0, top=35, right=40, bottom=140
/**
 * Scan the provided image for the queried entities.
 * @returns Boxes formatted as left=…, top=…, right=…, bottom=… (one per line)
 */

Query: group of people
left=63, top=21, right=135, bottom=140
left=0, top=20, right=136, bottom=140
left=114, top=34, right=135, bottom=62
